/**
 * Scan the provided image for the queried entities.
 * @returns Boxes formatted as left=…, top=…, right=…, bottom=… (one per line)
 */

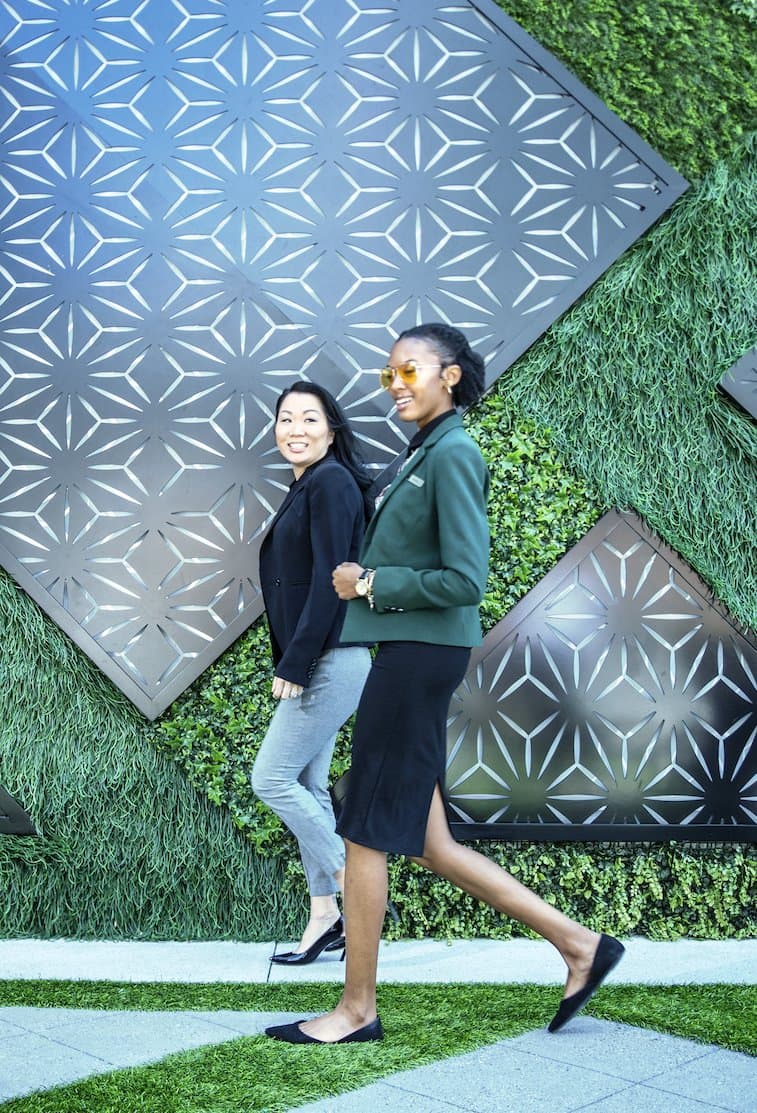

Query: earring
left=444, top=381, right=453, bottom=396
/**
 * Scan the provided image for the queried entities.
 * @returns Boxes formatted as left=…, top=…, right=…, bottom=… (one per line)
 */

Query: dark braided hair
left=396, top=322, right=486, bottom=408
left=275, top=380, right=374, bottom=519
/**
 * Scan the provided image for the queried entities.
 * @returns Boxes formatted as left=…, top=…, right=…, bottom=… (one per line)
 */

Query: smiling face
left=383, top=337, right=461, bottom=429
left=275, top=391, right=334, bottom=478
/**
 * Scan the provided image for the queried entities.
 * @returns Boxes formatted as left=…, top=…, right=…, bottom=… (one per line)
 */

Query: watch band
left=356, top=568, right=375, bottom=609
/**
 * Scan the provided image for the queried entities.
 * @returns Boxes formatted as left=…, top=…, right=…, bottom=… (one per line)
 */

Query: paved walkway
left=0, top=937, right=755, bottom=1110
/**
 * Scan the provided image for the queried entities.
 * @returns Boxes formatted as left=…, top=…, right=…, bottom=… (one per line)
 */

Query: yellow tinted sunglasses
left=379, top=360, right=440, bottom=389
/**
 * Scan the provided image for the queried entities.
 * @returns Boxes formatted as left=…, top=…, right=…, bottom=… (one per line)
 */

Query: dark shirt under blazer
left=259, top=454, right=365, bottom=687
left=340, top=413, right=490, bottom=648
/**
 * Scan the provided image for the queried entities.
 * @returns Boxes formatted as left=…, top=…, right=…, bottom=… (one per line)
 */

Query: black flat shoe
left=548, top=934, right=625, bottom=1033
left=264, top=1017, right=383, bottom=1044
left=270, top=917, right=344, bottom=966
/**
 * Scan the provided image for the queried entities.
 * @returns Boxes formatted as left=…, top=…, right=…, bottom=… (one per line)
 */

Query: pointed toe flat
left=264, top=1016, right=383, bottom=1044
left=548, top=934, right=625, bottom=1033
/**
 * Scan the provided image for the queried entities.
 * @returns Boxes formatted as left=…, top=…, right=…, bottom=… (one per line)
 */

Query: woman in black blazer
left=251, top=382, right=372, bottom=965
left=266, top=324, right=624, bottom=1042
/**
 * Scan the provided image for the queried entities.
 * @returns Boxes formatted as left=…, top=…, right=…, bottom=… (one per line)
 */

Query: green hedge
left=386, top=843, right=756, bottom=940
left=731, top=0, right=757, bottom=19
left=499, top=0, right=757, bottom=184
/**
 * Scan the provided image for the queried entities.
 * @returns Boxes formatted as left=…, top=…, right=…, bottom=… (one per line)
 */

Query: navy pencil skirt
left=336, top=641, right=470, bottom=856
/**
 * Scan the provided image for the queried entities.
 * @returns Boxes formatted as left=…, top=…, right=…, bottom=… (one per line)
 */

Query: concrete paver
left=0, top=1007, right=303, bottom=1104
left=295, top=1018, right=756, bottom=1113
left=0, top=938, right=274, bottom=984
left=0, top=938, right=754, bottom=1110
left=641, top=1046, right=757, bottom=1111
left=0, top=1030, right=113, bottom=1104
left=2, top=936, right=755, bottom=984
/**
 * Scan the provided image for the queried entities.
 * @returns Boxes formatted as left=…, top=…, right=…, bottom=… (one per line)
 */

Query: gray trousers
left=251, top=646, right=371, bottom=897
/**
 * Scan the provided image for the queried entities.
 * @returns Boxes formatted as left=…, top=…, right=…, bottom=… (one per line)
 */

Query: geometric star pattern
left=0, top=1, right=686, bottom=717
left=719, top=345, right=757, bottom=422
left=446, top=512, right=757, bottom=840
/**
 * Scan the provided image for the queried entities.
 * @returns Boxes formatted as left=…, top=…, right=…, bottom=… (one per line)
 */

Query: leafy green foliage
left=499, top=0, right=757, bottom=182
left=464, top=396, right=606, bottom=631
left=387, top=843, right=756, bottom=941
left=728, top=0, right=757, bottom=20
left=152, top=623, right=281, bottom=852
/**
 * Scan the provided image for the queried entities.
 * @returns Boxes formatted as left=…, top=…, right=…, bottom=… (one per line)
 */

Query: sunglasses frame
left=379, top=360, right=444, bottom=389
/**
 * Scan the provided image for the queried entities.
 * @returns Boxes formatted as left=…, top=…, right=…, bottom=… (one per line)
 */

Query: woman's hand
left=272, top=676, right=303, bottom=700
left=332, top=561, right=364, bottom=599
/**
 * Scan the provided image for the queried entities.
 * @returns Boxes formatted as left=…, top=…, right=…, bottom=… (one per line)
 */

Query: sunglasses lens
left=379, top=361, right=418, bottom=389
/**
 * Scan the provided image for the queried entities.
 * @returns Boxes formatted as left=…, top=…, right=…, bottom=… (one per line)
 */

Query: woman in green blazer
left=266, top=323, right=624, bottom=1045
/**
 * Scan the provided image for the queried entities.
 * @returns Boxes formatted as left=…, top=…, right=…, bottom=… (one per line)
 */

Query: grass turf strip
left=0, top=983, right=754, bottom=1113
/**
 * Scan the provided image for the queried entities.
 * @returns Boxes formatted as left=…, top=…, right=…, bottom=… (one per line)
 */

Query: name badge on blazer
left=408, top=474, right=424, bottom=487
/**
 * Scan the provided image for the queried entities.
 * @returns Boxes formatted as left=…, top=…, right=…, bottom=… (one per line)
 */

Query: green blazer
left=340, top=413, right=490, bottom=648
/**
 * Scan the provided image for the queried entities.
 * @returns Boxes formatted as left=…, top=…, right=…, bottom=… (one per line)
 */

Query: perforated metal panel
left=0, top=1, right=687, bottom=717
left=0, top=785, right=37, bottom=835
left=446, top=512, right=757, bottom=841
left=720, top=346, right=757, bottom=422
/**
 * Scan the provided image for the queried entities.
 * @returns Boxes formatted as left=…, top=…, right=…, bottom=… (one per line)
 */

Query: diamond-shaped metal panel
left=0, top=1, right=687, bottom=717
left=0, top=785, right=37, bottom=835
left=446, top=511, right=757, bottom=840
left=719, top=346, right=757, bottom=422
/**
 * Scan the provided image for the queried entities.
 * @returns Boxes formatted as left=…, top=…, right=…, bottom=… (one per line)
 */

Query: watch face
left=355, top=577, right=368, bottom=596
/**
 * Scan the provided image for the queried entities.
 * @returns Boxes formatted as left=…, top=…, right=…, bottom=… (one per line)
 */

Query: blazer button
left=274, top=578, right=281, bottom=586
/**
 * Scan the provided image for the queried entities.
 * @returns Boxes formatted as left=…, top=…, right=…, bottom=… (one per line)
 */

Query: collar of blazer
left=369, top=411, right=464, bottom=524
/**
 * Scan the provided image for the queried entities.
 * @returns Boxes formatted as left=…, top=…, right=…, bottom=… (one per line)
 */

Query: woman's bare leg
left=410, top=786, right=600, bottom=999
left=298, top=839, right=386, bottom=1042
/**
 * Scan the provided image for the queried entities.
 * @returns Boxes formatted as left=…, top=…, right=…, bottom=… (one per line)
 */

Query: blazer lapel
left=261, top=470, right=309, bottom=548
left=365, top=414, right=463, bottom=536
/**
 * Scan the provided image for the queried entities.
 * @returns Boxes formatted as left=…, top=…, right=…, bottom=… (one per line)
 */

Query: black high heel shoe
left=270, top=916, right=345, bottom=966
left=548, top=934, right=625, bottom=1032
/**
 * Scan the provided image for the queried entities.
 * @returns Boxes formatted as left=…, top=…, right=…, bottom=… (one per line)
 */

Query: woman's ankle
left=307, top=897, right=341, bottom=923
left=339, top=997, right=378, bottom=1026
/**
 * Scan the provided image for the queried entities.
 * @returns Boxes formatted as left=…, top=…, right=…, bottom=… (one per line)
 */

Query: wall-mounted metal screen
left=0, top=786, right=37, bottom=835
left=0, top=1, right=687, bottom=717
left=719, top=346, right=757, bottom=423
left=446, top=512, right=757, bottom=842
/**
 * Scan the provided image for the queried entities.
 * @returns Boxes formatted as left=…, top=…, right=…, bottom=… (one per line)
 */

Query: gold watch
left=354, top=568, right=374, bottom=598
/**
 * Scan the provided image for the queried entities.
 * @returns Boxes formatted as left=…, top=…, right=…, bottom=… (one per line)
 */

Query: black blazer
left=259, top=454, right=365, bottom=687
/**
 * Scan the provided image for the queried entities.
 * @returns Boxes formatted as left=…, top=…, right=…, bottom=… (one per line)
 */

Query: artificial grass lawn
left=0, top=982, right=754, bottom=1113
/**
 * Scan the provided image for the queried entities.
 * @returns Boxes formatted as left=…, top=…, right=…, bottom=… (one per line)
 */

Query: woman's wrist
left=355, top=567, right=376, bottom=609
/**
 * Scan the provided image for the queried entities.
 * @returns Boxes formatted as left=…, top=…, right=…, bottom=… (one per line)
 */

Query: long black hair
left=275, top=380, right=374, bottom=518
left=396, top=322, right=486, bottom=408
